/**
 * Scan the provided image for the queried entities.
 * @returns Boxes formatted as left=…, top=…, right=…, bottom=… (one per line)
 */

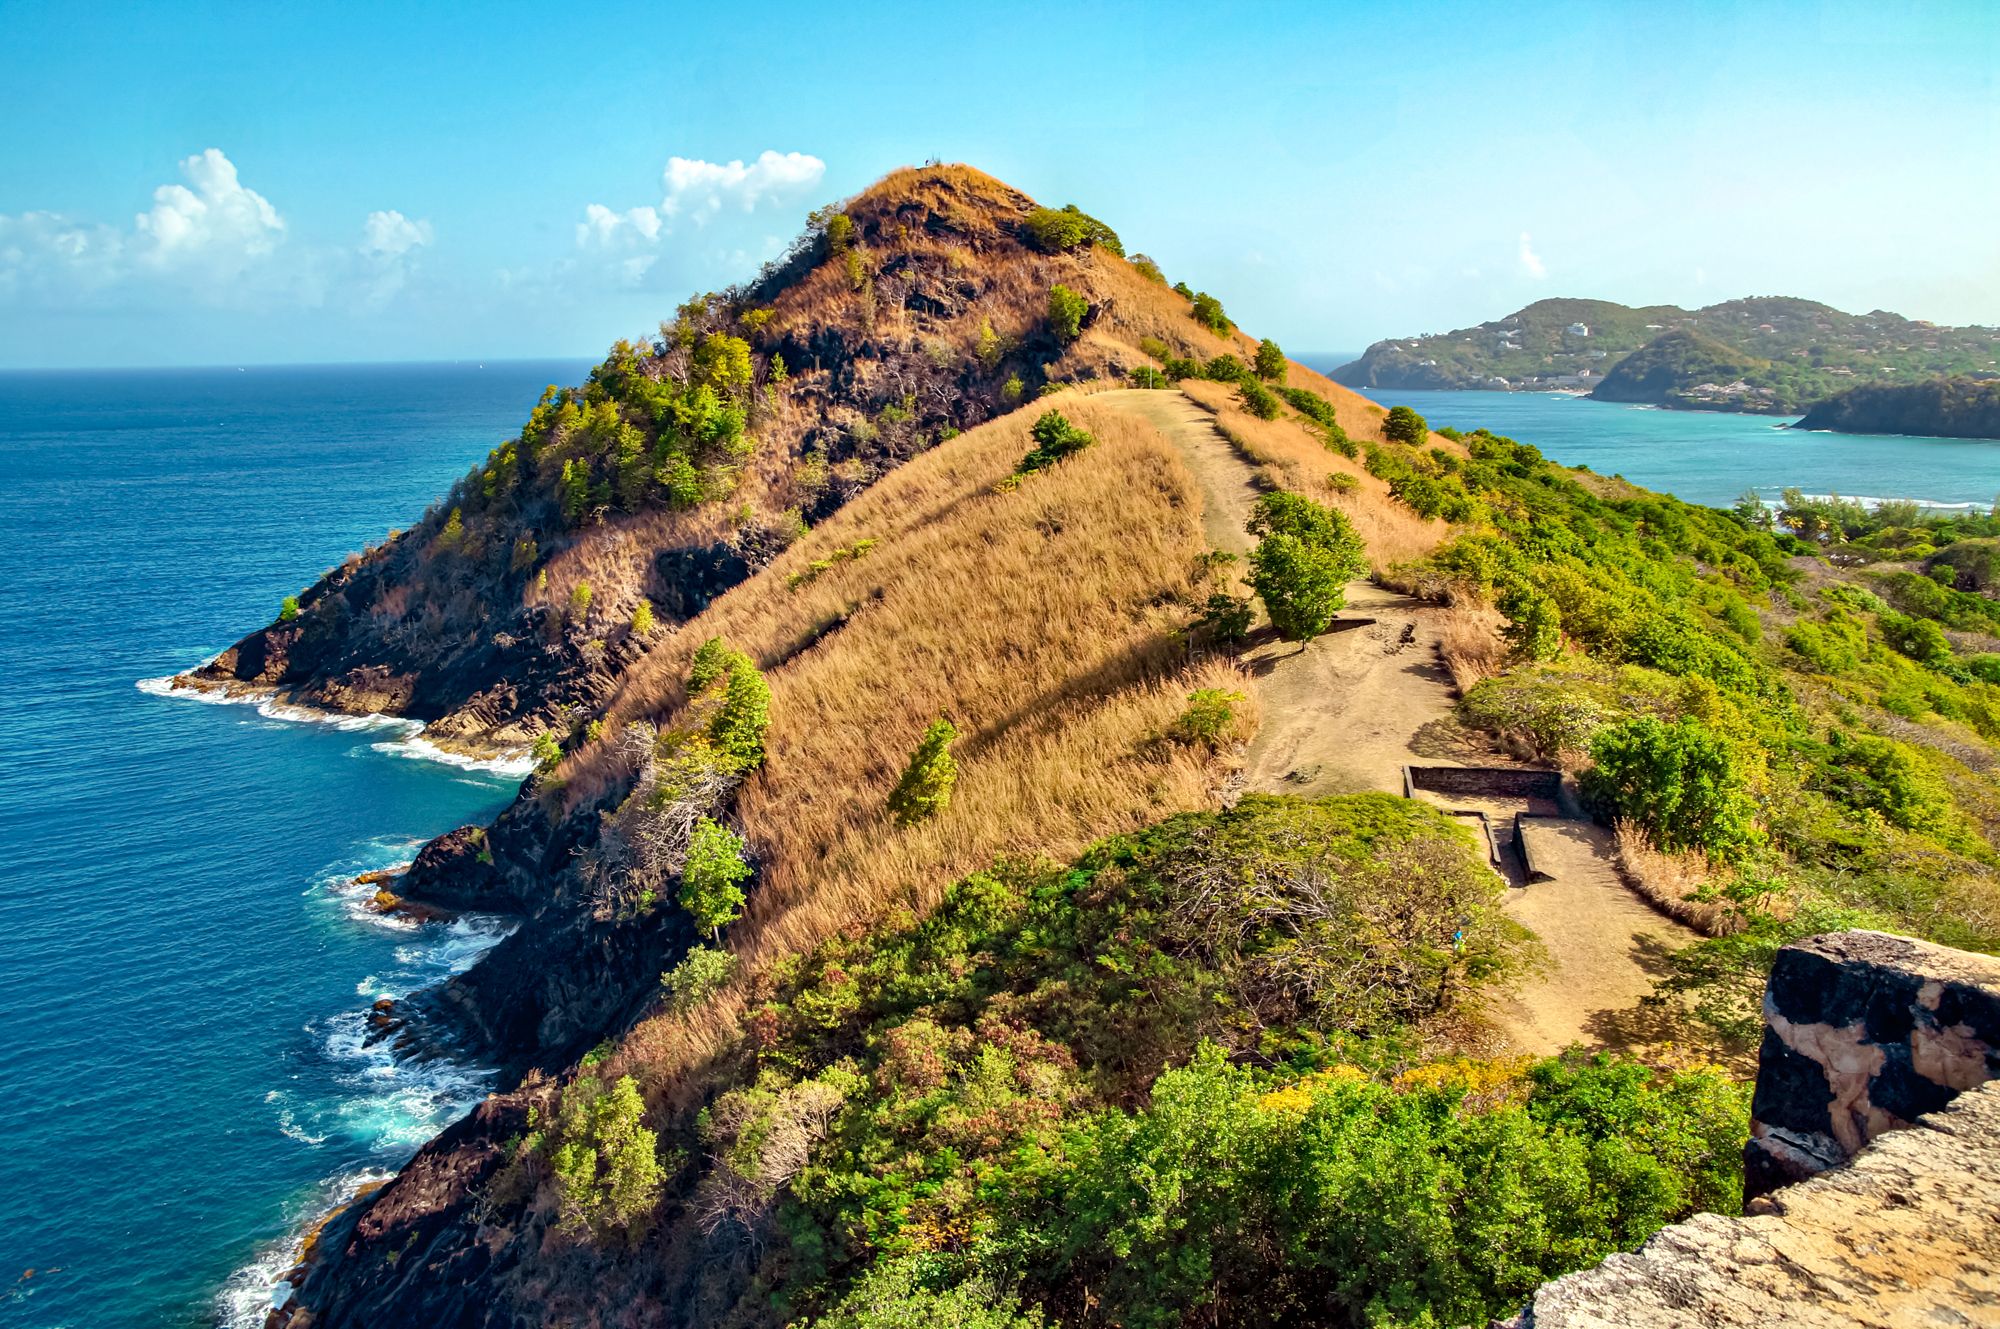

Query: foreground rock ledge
left=1497, top=1077, right=2000, bottom=1328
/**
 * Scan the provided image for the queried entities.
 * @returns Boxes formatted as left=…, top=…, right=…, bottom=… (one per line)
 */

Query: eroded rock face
left=1743, top=930, right=2000, bottom=1199
left=1498, top=1079, right=2000, bottom=1329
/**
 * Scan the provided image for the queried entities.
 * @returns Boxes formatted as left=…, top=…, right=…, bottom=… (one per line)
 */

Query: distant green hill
left=1333, top=297, right=2000, bottom=418
left=1794, top=375, right=2000, bottom=439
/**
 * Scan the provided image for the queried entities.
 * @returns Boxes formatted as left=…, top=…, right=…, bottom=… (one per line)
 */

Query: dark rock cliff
left=1793, top=374, right=2000, bottom=440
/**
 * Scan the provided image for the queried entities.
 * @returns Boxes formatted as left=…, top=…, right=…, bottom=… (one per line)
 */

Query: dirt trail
left=1093, top=388, right=1695, bottom=1056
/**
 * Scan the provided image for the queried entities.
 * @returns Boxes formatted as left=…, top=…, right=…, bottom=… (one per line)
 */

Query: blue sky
left=1, top=0, right=1994, bottom=368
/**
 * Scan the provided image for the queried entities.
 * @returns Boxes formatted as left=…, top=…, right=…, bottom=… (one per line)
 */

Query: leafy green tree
left=1582, top=716, right=1760, bottom=858
left=630, top=600, right=656, bottom=637
left=680, top=817, right=751, bottom=939
left=1047, top=284, right=1088, bottom=343
left=437, top=506, right=466, bottom=549
left=1384, top=404, right=1429, bottom=444
left=688, top=636, right=736, bottom=691
left=548, top=1074, right=665, bottom=1239
left=532, top=729, right=563, bottom=773
left=278, top=595, right=301, bottom=623
left=1245, top=491, right=1367, bottom=642
left=1168, top=689, right=1246, bottom=747
left=1190, top=291, right=1230, bottom=334
left=568, top=580, right=593, bottom=622
left=823, top=211, right=854, bottom=255
left=976, top=318, right=1004, bottom=370
left=1254, top=338, right=1287, bottom=382
left=807, top=1257, right=1044, bottom=1329
left=888, top=716, right=959, bottom=826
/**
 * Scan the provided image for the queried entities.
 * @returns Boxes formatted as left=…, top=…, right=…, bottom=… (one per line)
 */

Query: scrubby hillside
left=179, top=166, right=1317, bottom=751
left=1794, top=374, right=2000, bottom=439
left=1335, top=295, right=2000, bottom=417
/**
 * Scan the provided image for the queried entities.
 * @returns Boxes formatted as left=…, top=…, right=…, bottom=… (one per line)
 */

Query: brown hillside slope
left=289, top=388, right=1262, bottom=1329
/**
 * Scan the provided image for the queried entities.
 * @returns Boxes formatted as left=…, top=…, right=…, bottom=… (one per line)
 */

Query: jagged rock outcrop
left=1743, top=930, right=2000, bottom=1199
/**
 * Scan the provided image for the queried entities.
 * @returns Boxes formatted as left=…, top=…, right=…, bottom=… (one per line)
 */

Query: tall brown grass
left=1438, top=604, right=1509, bottom=694
left=1611, top=820, right=1739, bottom=935
left=573, top=398, right=1253, bottom=1102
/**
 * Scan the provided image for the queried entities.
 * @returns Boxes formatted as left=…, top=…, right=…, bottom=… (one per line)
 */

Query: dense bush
left=1014, top=410, right=1095, bottom=477
left=1583, top=716, right=1760, bottom=859
left=1247, top=491, right=1367, bottom=641
left=1047, top=284, right=1088, bottom=342
left=1237, top=379, right=1282, bottom=419
left=1021, top=204, right=1124, bottom=256
left=545, top=1074, right=665, bottom=1240
left=1383, top=404, right=1429, bottom=444
left=1189, top=291, right=1230, bottom=334
left=680, top=817, right=751, bottom=939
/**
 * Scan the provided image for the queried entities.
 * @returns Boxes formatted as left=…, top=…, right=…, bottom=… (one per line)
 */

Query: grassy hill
left=252, top=168, right=2000, bottom=1329
left=1333, top=295, right=2000, bottom=417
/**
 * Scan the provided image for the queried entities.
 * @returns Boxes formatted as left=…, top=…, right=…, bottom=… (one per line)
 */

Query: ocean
left=0, top=357, right=1992, bottom=1327
left=0, top=361, right=587, bottom=1329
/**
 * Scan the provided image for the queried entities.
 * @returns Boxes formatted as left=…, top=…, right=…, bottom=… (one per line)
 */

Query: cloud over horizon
left=569, top=149, right=826, bottom=290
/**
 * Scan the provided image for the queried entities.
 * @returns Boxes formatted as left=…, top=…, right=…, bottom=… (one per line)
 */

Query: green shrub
left=1129, top=366, right=1171, bottom=389
left=1021, top=203, right=1123, bottom=255
left=630, top=600, right=656, bottom=636
left=662, top=945, right=735, bottom=1011
left=1195, top=592, right=1254, bottom=645
left=1582, top=716, right=1760, bottom=858
left=547, top=1075, right=664, bottom=1239
left=1000, top=374, right=1024, bottom=404
left=807, top=1258, right=1045, bottom=1329
left=710, top=655, right=771, bottom=770
left=278, top=595, right=301, bottom=623
left=1202, top=352, right=1245, bottom=382
left=1237, top=379, right=1282, bottom=420
left=1168, top=688, right=1246, bottom=747
left=1047, top=284, right=1088, bottom=342
left=1129, top=253, right=1165, bottom=284
left=1880, top=611, right=1954, bottom=669
left=1807, top=732, right=1955, bottom=835
left=1254, top=338, right=1286, bottom=382
left=888, top=716, right=958, bottom=826
left=1384, top=404, right=1428, bottom=444
left=532, top=729, right=563, bottom=773
left=569, top=580, right=594, bottom=622
left=1015, top=410, right=1094, bottom=475
left=1190, top=291, right=1230, bottom=334
left=681, top=817, right=751, bottom=939
left=1247, top=491, right=1367, bottom=642
left=823, top=212, right=854, bottom=254
left=1502, top=592, right=1565, bottom=662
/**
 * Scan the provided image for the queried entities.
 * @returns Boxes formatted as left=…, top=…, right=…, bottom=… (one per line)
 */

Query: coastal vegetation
left=1794, top=375, right=2000, bottom=440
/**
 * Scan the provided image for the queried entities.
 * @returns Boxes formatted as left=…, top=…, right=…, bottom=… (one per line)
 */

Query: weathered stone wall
left=1403, top=764, right=1566, bottom=802
left=1744, top=929, right=2000, bottom=1199
left=1498, top=929, right=2000, bottom=1328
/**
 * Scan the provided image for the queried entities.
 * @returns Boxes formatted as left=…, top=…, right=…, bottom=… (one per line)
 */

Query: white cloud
left=1518, top=231, right=1547, bottom=280
left=135, top=148, right=285, bottom=269
left=362, top=210, right=433, bottom=258
left=0, top=148, right=432, bottom=316
left=659, top=150, right=825, bottom=221
left=567, top=149, right=824, bottom=291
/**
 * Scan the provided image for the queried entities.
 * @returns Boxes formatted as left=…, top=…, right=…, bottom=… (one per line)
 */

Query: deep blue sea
left=3, top=358, right=1995, bottom=1328
left=0, top=360, right=587, bottom=1329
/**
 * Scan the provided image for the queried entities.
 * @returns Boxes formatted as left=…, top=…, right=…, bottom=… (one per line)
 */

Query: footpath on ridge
left=1092, top=388, right=1695, bottom=1055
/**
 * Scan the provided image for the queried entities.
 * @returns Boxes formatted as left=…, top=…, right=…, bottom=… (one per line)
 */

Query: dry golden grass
left=569, top=398, right=1253, bottom=1101
left=1438, top=603, right=1509, bottom=694
left=1611, top=820, right=1739, bottom=936
left=1175, top=377, right=1452, bottom=568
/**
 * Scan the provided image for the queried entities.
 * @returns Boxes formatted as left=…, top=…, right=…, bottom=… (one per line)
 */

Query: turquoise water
left=1343, top=385, right=2000, bottom=510
left=0, top=361, right=587, bottom=1328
